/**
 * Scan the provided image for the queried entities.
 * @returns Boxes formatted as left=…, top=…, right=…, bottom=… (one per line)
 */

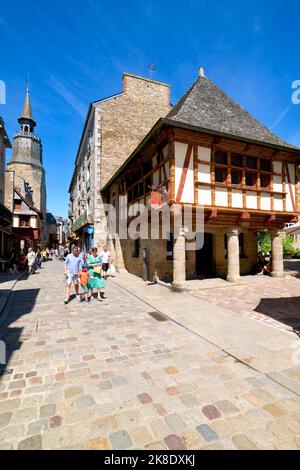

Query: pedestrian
left=78, top=263, right=95, bottom=303
left=35, top=250, right=42, bottom=269
left=87, top=247, right=106, bottom=301
left=64, top=246, right=83, bottom=304
left=26, top=247, right=36, bottom=274
left=41, top=248, right=47, bottom=263
left=59, top=246, right=65, bottom=261
left=100, top=245, right=111, bottom=279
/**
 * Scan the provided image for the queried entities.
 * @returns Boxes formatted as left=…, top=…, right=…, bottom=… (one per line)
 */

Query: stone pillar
left=226, top=228, right=240, bottom=283
left=172, top=227, right=187, bottom=290
left=114, top=233, right=126, bottom=271
left=271, top=229, right=285, bottom=278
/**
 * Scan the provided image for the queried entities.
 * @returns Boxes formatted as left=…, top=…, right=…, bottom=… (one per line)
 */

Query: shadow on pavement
left=254, top=296, right=300, bottom=334
left=0, top=288, right=39, bottom=378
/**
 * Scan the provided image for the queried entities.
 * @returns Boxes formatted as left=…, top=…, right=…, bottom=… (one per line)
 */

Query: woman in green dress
left=87, top=247, right=106, bottom=301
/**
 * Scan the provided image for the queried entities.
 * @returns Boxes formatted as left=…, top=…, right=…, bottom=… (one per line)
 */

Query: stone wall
left=70, top=73, right=171, bottom=249
left=4, top=170, right=14, bottom=211
left=0, top=138, right=5, bottom=205
left=99, top=73, right=171, bottom=187
left=93, top=74, right=171, bottom=248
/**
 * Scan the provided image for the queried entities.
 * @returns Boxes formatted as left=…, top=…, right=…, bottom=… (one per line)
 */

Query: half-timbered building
left=102, top=71, right=300, bottom=288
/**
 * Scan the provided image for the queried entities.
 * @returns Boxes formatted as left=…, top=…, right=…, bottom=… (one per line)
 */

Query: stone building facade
left=69, top=73, right=171, bottom=250
left=102, top=72, right=300, bottom=286
left=0, top=117, right=12, bottom=258
left=7, top=84, right=47, bottom=245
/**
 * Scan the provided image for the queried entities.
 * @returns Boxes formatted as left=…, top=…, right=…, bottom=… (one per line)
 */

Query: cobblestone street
left=1, top=259, right=300, bottom=450
left=189, top=261, right=300, bottom=336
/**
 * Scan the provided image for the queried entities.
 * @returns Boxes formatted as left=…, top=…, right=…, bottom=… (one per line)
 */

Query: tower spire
left=18, top=78, right=36, bottom=128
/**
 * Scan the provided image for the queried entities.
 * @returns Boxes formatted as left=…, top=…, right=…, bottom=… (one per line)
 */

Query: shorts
left=81, top=284, right=89, bottom=293
left=66, top=273, right=78, bottom=285
left=102, top=263, right=109, bottom=272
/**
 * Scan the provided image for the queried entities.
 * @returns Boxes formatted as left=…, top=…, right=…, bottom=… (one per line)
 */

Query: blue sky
left=1, top=0, right=300, bottom=217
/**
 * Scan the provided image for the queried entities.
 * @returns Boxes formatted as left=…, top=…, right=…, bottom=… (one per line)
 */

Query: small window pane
left=214, top=151, right=227, bottom=165
left=246, top=157, right=257, bottom=169
left=231, top=170, right=242, bottom=185
left=260, top=159, right=271, bottom=172
left=231, top=153, right=243, bottom=167
left=215, top=167, right=226, bottom=183
left=246, top=172, right=256, bottom=187
left=260, top=174, right=270, bottom=188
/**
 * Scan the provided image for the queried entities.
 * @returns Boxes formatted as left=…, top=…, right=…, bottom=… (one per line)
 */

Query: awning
left=283, top=223, right=300, bottom=235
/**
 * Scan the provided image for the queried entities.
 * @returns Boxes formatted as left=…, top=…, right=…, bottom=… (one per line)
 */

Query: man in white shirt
left=100, top=246, right=111, bottom=279
left=26, top=247, right=36, bottom=274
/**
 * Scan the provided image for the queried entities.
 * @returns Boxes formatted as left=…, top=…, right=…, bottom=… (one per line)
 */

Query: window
left=167, top=233, right=174, bottom=260
left=214, top=151, right=227, bottom=165
left=246, top=156, right=257, bottom=170
left=215, top=167, right=227, bottom=183
left=260, top=174, right=271, bottom=189
left=231, top=169, right=242, bottom=185
left=19, top=216, right=30, bottom=227
left=14, top=199, right=22, bottom=210
left=132, top=238, right=140, bottom=258
left=231, top=153, right=243, bottom=167
left=246, top=172, right=257, bottom=187
left=260, top=159, right=271, bottom=172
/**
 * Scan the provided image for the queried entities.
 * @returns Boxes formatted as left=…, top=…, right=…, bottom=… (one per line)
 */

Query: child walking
left=78, top=264, right=94, bottom=303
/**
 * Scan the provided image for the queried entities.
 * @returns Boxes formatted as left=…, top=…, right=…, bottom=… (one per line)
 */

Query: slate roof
left=166, top=75, right=297, bottom=150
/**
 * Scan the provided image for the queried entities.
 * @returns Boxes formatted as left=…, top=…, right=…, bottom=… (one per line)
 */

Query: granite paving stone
left=0, top=259, right=300, bottom=449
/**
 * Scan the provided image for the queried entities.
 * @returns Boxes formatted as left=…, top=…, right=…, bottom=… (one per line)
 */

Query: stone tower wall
left=11, top=136, right=42, bottom=167
left=6, top=162, right=46, bottom=215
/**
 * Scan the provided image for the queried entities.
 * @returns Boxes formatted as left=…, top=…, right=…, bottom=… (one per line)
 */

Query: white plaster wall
left=232, top=189, right=243, bottom=208
left=198, top=185, right=212, bottom=205
left=198, top=163, right=211, bottom=183
left=198, top=146, right=211, bottom=162
left=215, top=187, right=228, bottom=207
left=273, top=161, right=282, bottom=173
left=246, top=191, right=257, bottom=209
left=260, top=193, right=271, bottom=211
left=273, top=175, right=282, bottom=193
left=274, top=194, right=283, bottom=211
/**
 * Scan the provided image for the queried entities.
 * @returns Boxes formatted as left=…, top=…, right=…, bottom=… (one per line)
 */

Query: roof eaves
left=163, top=118, right=300, bottom=155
